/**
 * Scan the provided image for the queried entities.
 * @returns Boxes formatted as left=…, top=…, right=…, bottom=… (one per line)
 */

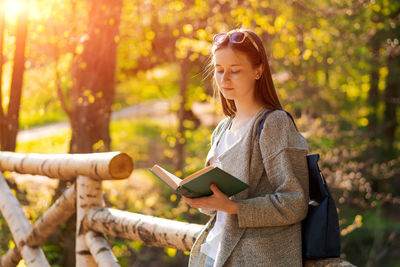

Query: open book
left=148, top=164, right=249, bottom=198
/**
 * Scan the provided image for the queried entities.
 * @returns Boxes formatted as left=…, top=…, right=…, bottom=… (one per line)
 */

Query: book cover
left=148, top=165, right=249, bottom=198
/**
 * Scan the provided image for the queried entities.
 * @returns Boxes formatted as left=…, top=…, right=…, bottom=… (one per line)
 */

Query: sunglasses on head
left=213, top=30, right=260, bottom=52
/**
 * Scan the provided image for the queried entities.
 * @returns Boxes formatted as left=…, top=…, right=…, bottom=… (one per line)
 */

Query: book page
left=150, top=165, right=182, bottom=190
left=180, top=165, right=215, bottom=185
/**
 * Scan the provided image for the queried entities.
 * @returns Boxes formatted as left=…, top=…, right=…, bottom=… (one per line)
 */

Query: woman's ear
left=255, top=64, right=263, bottom=80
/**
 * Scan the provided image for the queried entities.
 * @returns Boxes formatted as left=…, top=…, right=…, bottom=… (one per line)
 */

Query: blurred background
left=0, top=0, right=399, bottom=266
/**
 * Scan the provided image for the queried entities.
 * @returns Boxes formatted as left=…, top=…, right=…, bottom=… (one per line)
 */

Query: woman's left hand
left=181, top=184, right=238, bottom=214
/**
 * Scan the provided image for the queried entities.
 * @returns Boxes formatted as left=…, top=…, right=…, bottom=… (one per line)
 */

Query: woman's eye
left=215, top=69, right=240, bottom=74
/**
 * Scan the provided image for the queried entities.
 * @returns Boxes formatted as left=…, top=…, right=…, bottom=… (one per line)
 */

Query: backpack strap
left=257, top=108, right=298, bottom=141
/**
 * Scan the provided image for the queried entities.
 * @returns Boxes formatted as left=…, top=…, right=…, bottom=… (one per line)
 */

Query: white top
left=200, top=117, right=254, bottom=262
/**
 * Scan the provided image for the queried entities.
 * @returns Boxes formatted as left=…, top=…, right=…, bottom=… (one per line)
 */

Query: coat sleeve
left=236, top=110, right=309, bottom=228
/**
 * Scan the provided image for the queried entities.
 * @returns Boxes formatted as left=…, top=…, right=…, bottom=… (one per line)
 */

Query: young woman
left=182, top=29, right=309, bottom=267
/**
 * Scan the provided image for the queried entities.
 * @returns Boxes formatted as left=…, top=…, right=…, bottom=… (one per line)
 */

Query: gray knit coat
left=188, top=108, right=309, bottom=267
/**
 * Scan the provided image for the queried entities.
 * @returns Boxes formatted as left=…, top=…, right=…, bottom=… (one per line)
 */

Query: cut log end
left=108, top=153, right=134, bottom=179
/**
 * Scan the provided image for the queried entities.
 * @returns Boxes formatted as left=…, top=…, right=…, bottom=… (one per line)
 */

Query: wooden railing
left=0, top=151, right=354, bottom=267
left=0, top=152, right=203, bottom=267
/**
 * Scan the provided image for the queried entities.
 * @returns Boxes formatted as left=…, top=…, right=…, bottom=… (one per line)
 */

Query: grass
left=16, top=128, right=71, bottom=153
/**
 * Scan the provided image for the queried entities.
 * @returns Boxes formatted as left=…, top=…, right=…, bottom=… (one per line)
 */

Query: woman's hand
left=181, top=184, right=238, bottom=214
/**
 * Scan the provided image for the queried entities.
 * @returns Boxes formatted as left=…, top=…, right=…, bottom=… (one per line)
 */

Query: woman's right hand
left=181, top=184, right=238, bottom=214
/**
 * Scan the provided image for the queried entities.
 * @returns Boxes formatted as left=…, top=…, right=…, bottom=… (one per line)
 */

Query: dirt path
left=17, top=100, right=171, bottom=142
left=17, top=100, right=220, bottom=142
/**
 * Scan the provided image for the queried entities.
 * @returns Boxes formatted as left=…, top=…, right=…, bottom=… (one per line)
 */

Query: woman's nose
left=222, top=71, right=230, bottom=81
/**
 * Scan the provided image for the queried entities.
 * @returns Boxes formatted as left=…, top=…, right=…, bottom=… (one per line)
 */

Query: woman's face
left=213, top=47, right=261, bottom=103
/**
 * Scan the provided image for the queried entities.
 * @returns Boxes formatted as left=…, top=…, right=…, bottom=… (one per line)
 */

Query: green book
left=148, top=164, right=249, bottom=198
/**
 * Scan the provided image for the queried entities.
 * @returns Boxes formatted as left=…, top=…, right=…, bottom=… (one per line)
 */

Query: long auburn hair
left=206, top=29, right=282, bottom=118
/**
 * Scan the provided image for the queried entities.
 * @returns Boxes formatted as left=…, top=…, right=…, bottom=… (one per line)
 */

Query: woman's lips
left=222, top=87, right=234, bottom=91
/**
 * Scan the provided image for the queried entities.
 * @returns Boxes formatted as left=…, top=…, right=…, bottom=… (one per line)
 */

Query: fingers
left=181, top=195, right=199, bottom=205
left=210, top=183, right=219, bottom=194
left=210, top=183, right=226, bottom=197
left=182, top=194, right=213, bottom=209
left=181, top=184, right=227, bottom=210
left=181, top=195, right=198, bottom=207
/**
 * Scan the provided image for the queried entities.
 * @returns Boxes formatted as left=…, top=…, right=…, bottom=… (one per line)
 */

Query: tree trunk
left=176, top=58, right=190, bottom=172
left=382, top=51, right=400, bottom=157
left=0, top=0, right=28, bottom=152
left=68, top=0, right=122, bottom=154
left=0, top=0, right=5, bottom=150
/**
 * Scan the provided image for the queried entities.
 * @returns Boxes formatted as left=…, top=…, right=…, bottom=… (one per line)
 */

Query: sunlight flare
left=5, top=0, right=25, bottom=21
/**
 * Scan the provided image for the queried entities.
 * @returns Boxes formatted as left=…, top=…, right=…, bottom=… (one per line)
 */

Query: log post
left=76, top=175, right=103, bottom=267
left=24, top=184, right=76, bottom=247
left=0, top=152, right=134, bottom=180
left=84, top=207, right=203, bottom=252
left=0, top=247, right=21, bottom=267
left=0, top=173, right=50, bottom=267
left=85, top=231, right=120, bottom=267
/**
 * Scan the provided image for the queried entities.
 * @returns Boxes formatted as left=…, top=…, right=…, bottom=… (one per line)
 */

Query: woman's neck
left=234, top=101, right=265, bottom=120
left=229, top=101, right=265, bottom=131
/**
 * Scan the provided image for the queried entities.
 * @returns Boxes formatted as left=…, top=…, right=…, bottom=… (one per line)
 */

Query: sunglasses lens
left=213, top=33, right=228, bottom=44
left=213, top=31, right=260, bottom=52
left=230, top=32, right=245, bottom=43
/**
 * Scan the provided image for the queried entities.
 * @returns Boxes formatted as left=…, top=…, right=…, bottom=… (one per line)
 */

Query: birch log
left=24, top=184, right=76, bottom=247
left=84, top=207, right=204, bottom=252
left=0, top=173, right=50, bottom=267
left=0, top=247, right=21, bottom=267
left=305, top=258, right=356, bottom=267
left=85, top=231, right=120, bottom=267
left=0, top=152, right=133, bottom=180
left=76, top=175, right=103, bottom=267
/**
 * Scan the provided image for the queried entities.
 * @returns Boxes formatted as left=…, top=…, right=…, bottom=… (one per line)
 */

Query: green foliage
left=0, top=214, right=13, bottom=257
left=1, top=0, right=399, bottom=265
left=114, top=63, right=180, bottom=110
left=110, top=119, right=163, bottom=163
left=339, top=203, right=400, bottom=267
